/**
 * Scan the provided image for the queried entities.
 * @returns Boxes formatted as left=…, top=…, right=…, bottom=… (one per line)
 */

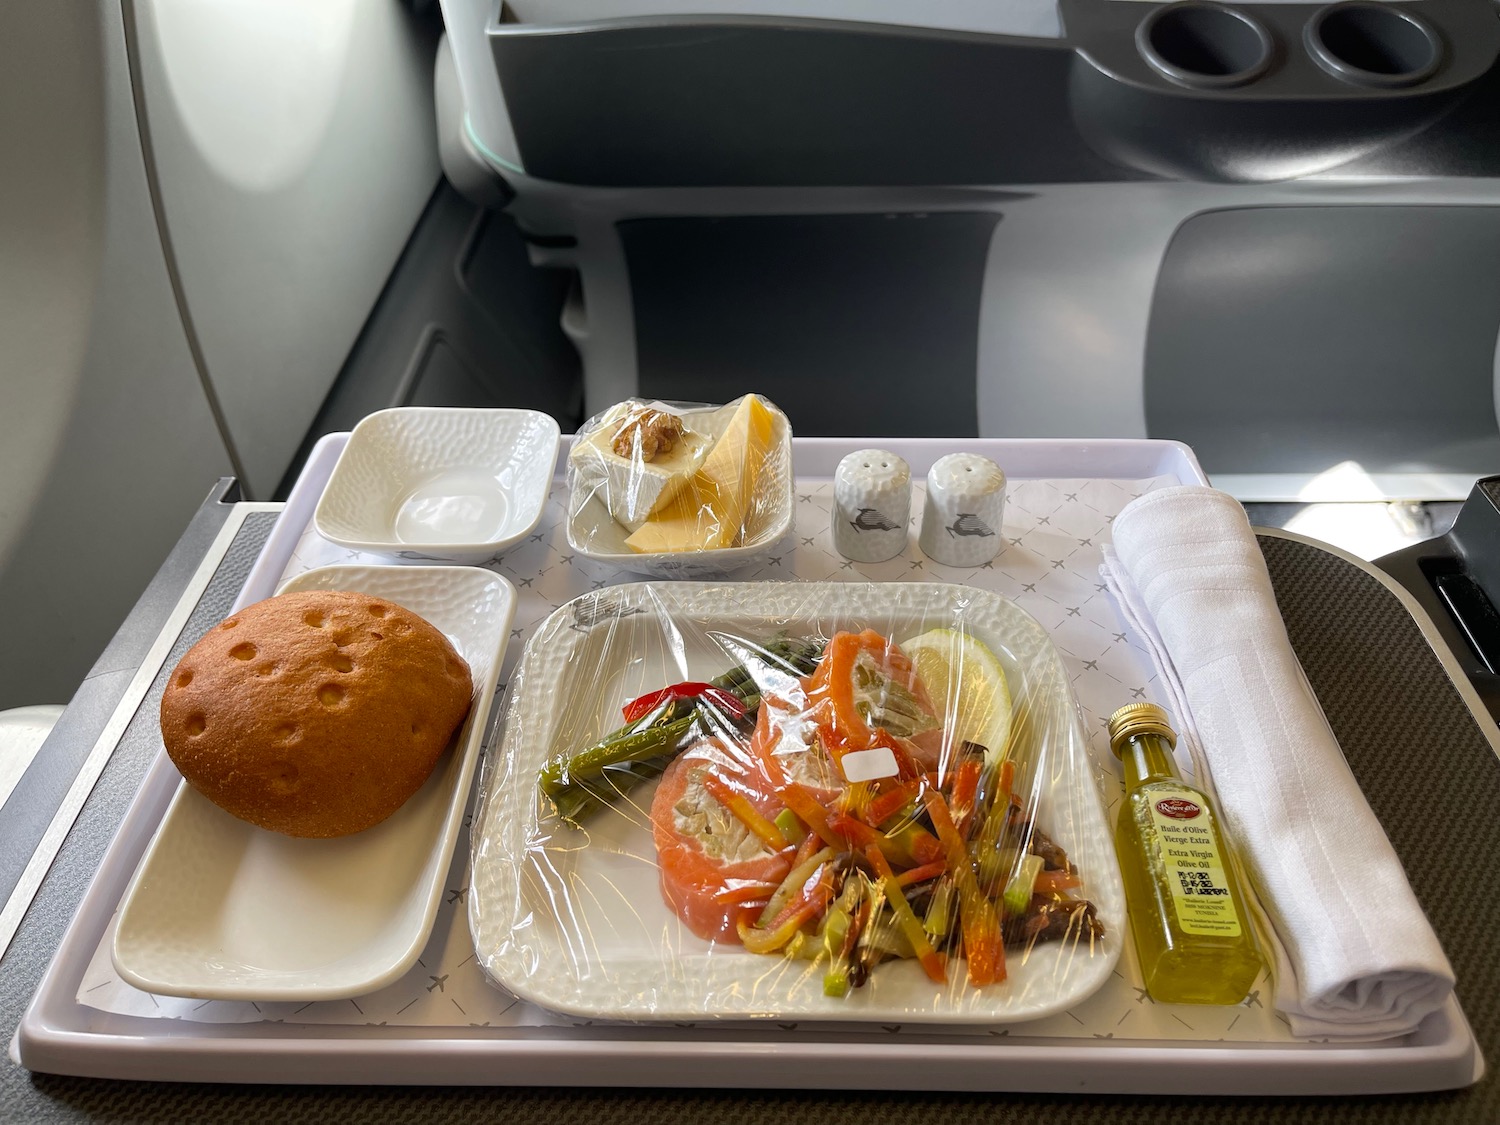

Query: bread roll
left=160, top=590, right=473, bottom=837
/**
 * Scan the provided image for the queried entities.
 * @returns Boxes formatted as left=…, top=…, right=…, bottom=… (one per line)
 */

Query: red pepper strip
left=701, top=773, right=790, bottom=852
left=1034, top=869, right=1082, bottom=895
left=864, top=845, right=947, bottom=984
left=951, top=760, right=982, bottom=839
left=699, top=686, right=748, bottom=720
left=923, top=788, right=1006, bottom=986
left=895, top=860, right=948, bottom=888
left=622, top=681, right=746, bottom=724
left=622, top=681, right=711, bottom=723
left=863, top=780, right=918, bottom=828
left=999, top=759, right=1016, bottom=799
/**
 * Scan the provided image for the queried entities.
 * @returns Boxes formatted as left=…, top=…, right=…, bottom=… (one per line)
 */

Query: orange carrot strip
left=923, top=788, right=1006, bottom=986
left=951, top=760, right=981, bottom=837
left=889, top=821, right=945, bottom=866
left=778, top=783, right=844, bottom=852
left=999, top=759, right=1016, bottom=799
left=842, top=779, right=873, bottom=820
left=828, top=812, right=910, bottom=868
left=895, top=860, right=948, bottom=888
left=863, top=781, right=918, bottom=827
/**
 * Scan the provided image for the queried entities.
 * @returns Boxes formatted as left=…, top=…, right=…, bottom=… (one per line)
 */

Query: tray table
left=12, top=436, right=1484, bottom=1095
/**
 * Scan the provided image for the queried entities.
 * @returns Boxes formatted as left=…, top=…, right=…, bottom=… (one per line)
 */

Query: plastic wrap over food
left=469, top=581, right=1124, bottom=1024
left=564, top=395, right=795, bottom=577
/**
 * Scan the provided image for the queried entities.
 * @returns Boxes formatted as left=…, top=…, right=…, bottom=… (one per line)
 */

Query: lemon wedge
left=900, top=628, right=1013, bottom=765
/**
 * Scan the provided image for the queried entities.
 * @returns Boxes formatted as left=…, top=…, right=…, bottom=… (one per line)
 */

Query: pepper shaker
left=833, top=449, right=911, bottom=563
left=918, top=453, right=1005, bottom=567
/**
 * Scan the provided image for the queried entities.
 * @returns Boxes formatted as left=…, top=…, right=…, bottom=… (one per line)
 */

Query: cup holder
left=1136, top=3, right=1275, bottom=89
left=1305, top=2, right=1443, bottom=87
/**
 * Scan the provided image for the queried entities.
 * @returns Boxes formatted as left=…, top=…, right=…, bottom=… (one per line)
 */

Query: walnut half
left=611, top=407, right=684, bottom=462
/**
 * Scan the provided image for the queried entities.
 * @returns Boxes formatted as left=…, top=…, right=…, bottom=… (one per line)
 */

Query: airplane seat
left=440, top=0, right=1500, bottom=494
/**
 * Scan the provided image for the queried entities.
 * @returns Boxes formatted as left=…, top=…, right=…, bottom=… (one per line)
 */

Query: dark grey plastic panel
left=281, top=184, right=581, bottom=497
left=1144, top=206, right=1500, bottom=474
left=622, top=212, right=998, bottom=437
left=481, top=2, right=1500, bottom=187
left=488, top=18, right=1137, bottom=187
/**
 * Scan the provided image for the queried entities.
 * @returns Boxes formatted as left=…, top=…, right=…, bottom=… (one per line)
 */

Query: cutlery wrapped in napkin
left=1100, top=485, right=1453, bottom=1040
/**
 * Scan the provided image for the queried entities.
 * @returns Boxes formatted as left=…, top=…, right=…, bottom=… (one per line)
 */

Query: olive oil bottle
left=1108, top=703, right=1262, bottom=1005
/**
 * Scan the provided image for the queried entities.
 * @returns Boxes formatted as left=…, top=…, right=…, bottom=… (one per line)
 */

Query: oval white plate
left=112, top=565, right=514, bottom=1001
left=470, top=581, right=1124, bottom=1024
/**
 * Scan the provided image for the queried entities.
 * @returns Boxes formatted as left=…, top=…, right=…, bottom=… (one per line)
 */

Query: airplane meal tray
left=15, top=436, right=1488, bottom=1095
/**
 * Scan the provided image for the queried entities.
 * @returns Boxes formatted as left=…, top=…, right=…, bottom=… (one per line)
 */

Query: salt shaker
left=833, top=449, right=911, bottom=563
left=918, top=453, right=1005, bottom=567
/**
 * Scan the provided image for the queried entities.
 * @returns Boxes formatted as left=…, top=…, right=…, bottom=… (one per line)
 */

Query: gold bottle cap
left=1106, top=702, right=1177, bottom=756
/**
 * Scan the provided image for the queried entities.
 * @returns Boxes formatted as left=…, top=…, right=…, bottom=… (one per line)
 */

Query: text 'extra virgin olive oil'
left=1108, top=703, right=1262, bottom=1005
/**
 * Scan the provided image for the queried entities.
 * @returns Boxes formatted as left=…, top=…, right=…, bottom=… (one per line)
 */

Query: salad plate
left=112, top=565, right=515, bottom=1001
left=470, top=581, right=1124, bottom=1024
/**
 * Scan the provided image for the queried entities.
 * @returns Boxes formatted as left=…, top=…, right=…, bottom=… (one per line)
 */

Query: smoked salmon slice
left=651, top=740, right=793, bottom=943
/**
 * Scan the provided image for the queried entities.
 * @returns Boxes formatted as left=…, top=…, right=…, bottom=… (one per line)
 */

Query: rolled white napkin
left=1100, top=485, right=1454, bottom=1040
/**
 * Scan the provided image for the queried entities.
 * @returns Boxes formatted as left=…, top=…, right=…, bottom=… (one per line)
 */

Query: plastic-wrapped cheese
left=625, top=395, right=776, bottom=553
left=567, top=403, right=713, bottom=531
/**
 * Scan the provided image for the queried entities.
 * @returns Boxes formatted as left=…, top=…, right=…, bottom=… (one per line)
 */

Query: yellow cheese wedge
left=625, top=395, right=776, bottom=553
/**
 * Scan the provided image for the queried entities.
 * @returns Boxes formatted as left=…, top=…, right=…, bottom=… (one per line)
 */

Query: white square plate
left=314, top=407, right=560, bottom=565
left=470, top=581, right=1124, bottom=1024
left=111, top=565, right=515, bottom=1001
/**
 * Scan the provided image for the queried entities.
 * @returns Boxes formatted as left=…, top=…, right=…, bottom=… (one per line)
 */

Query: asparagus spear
left=540, top=636, right=822, bottom=821
left=539, top=715, right=696, bottom=799
left=548, top=753, right=678, bottom=823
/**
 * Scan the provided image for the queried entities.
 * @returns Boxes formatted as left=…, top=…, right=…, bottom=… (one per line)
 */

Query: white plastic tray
left=15, top=435, right=1482, bottom=1093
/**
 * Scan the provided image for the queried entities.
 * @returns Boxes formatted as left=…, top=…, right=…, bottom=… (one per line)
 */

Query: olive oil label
left=1147, top=785, right=1242, bottom=938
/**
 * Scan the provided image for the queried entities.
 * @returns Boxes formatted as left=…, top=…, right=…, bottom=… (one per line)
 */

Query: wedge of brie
left=569, top=402, right=714, bottom=531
